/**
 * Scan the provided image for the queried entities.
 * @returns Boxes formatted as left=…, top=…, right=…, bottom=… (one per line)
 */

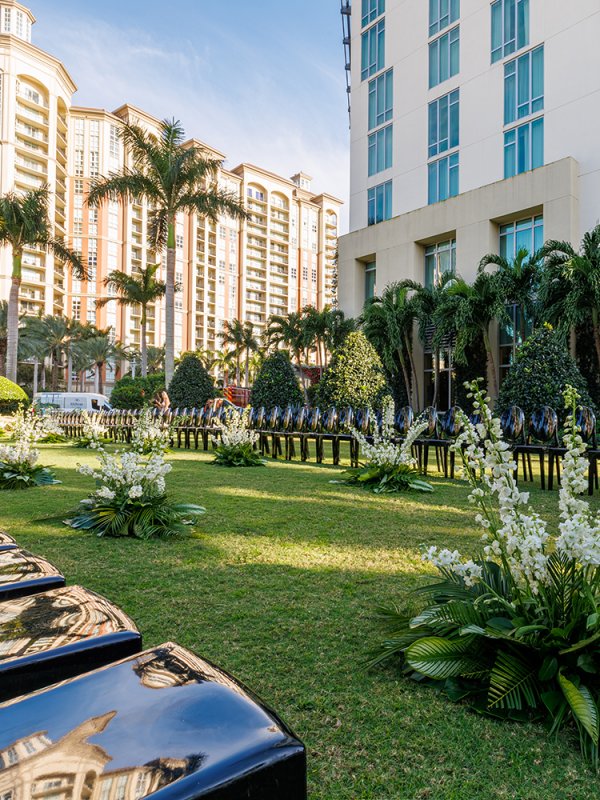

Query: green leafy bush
left=110, top=374, right=165, bottom=410
left=168, top=355, right=216, bottom=409
left=0, top=376, right=28, bottom=413
left=497, top=325, right=592, bottom=417
left=316, top=331, right=388, bottom=409
left=251, top=351, right=303, bottom=411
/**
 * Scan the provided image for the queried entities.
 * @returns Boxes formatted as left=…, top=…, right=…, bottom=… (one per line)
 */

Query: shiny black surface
left=529, top=406, right=559, bottom=444
left=0, top=642, right=306, bottom=799
left=0, top=585, right=141, bottom=700
left=0, top=531, right=17, bottom=551
left=576, top=406, right=597, bottom=444
left=0, top=549, right=64, bottom=601
left=500, top=406, right=525, bottom=442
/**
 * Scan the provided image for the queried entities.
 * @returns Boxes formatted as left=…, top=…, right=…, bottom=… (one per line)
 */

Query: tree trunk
left=483, top=328, right=499, bottom=399
left=433, top=348, right=440, bottom=408
left=164, top=218, right=176, bottom=386
left=404, top=333, right=421, bottom=411
left=592, top=316, right=600, bottom=379
left=6, top=250, right=22, bottom=383
left=67, top=351, right=73, bottom=392
left=96, top=362, right=103, bottom=394
left=140, top=306, right=148, bottom=378
left=51, top=349, right=59, bottom=390
left=32, top=358, right=39, bottom=395
left=0, top=339, right=6, bottom=377
left=244, top=351, right=250, bottom=388
left=397, top=347, right=412, bottom=408
left=235, top=356, right=241, bottom=386
left=41, top=361, right=46, bottom=390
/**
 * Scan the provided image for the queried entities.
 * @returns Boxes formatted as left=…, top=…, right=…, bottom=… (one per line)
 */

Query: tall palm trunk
left=404, top=333, right=421, bottom=411
left=483, top=328, right=499, bottom=399
left=51, top=348, right=59, bottom=390
left=164, top=217, right=176, bottom=385
left=140, top=305, right=148, bottom=378
left=235, top=355, right=241, bottom=385
left=6, top=249, right=22, bottom=383
left=95, top=361, right=104, bottom=394
left=32, top=357, right=39, bottom=395
left=67, top=351, right=73, bottom=392
left=433, top=348, right=440, bottom=408
left=397, top=346, right=412, bottom=408
left=244, top=351, right=250, bottom=388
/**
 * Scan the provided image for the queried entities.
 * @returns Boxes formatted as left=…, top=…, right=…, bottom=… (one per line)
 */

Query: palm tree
left=0, top=187, right=84, bottom=382
left=74, top=334, right=125, bottom=394
left=433, top=272, right=505, bottom=398
left=96, top=264, right=166, bottom=378
left=21, top=315, right=71, bottom=390
left=211, top=348, right=235, bottom=385
left=240, top=321, right=259, bottom=388
left=479, top=246, right=541, bottom=340
left=265, top=311, right=312, bottom=401
left=221, top=319, right=245, bottom=384
left=538, top=226, right=600, bottom=371
left=323, top=307, right=355, bottom=367
left=146, top=345, right=165, bottom=374
left=0, top=300, right=7, bottom=377
left=87, top=119, right=247, bottom=385
left=361, top=282, right=420, bottom=409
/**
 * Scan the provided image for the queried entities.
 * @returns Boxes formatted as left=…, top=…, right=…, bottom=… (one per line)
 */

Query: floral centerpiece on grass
left=212, top=408, right=264, bottom=467
left=0, top=406, right=59, bottom=489
left=339, top=398, right=431, bottom=493
left=130, top=408, right=171, bottom=455
left=74, top=410, right=107, bottom=449
left=38, top=414, right=67, bottom=443
left=66, top=448, right=204, bottom=539
left=373, top=381, right=600, bottom=767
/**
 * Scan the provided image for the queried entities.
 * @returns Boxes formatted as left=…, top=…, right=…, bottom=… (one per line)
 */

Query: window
left=367, top=180, right=392, bottom=225
left=3, top=8, right=10, bottom=32
left=365, top=261, right=376, bottom=300
left=492, top=0, right=529, bottom=63
left=428, top=153, right=459, bottom=204
left=499, top=214, right=543, bottom=260
left=368, top=124, right=393, bottom=175
left=428, top=89, right=459, bottom=158
left=74, top=179, right=83, bottom=194
left=425, top=239, right=456, bottom=288
left=429, top=26, right=459, bottom=88
left=362, top=0, right=385, bottom=27
left=74, top=150, right=84, bottom=177
left=368, top=69, right=393, bottom=130
left=361, top=19, right=385, bottom=80
left=505, top=45, right=543, bottom=124
left=504, top=117, right=543, bottom=177
left=429, top=0, right=459, bottom=37
left=109, top=125, right=120, bottom=158
left=499, top=303, right=534, bottom=384
left=15, top=11, right=23, bottom=38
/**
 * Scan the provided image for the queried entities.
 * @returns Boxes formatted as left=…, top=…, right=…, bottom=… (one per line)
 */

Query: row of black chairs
left=0, top=531, right=306, bottom=797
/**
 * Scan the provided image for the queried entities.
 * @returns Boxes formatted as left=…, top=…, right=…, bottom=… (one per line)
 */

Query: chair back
left=576, top=406, right=597, bottom=446
left=528, top=406, right=559, bottom=444
left=440, top=406, right=463, bottom=438
left=500, top=406, right=525, bottom=442
left=395, top=406, right=414, bottom=435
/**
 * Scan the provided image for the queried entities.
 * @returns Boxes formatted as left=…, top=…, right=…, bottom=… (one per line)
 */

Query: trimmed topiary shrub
left=496, top=325, right=592, bottom=418
left=110, top=374, right=165, bottom=410
left=315, top=331, right=388, bottom=409
left=0, top=376, right=28, bottom=413
left=168, top=354, right=216, bottom=408
left=251, top=351, right=303, bottom=411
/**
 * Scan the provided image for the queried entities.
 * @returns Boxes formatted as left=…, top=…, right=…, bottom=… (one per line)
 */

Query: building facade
left=338, top=0, right=600, bottom=406
left=0, top=1, right=342, bottom=386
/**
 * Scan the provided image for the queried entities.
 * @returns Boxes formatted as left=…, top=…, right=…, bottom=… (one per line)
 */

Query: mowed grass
left=2, top=442, right=600, bottom=799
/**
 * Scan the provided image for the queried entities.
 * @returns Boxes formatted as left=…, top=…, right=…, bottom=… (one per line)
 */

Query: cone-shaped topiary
left=0, top=376, right=28, bottom=413
left=168, top=354, right=216, bottom=408
left=315, top=330, right=388, bottom=409
left=496, top=324, right=592, bottom=418
left=251, top=351, right=303, bottom=411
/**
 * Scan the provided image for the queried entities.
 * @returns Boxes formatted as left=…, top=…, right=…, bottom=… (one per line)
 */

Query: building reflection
left=0, top=712, right=204, bottom=800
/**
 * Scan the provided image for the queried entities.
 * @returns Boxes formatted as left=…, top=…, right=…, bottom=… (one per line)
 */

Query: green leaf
left=538, top=656, right=558, bottom=682
left=405, top=636, right=487, bottom=680
left=488, top=650, right=538, bottom=710
left=558, top=673, right=599, bottom=746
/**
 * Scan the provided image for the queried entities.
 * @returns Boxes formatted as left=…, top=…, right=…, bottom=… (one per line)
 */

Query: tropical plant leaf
left=405, top=635, right=487, bottom=680
left=558, top=673, right=599, bottom=747
left=488, top=649, right=538, bottom=710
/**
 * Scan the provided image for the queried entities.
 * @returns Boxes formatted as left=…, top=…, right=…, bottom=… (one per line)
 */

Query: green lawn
left=2, top=443, right=599, bottom=799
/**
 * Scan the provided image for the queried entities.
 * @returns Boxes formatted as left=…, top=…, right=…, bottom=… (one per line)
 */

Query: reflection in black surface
left=0, top=531, right=16, bottom=551
left=0, top=586, right=139, bottom=662
left=0, top=643, right=301, bottom=796
left=0, top=549, right=62, bottom=585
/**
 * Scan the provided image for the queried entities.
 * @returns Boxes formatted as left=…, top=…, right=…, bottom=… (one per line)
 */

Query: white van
left=33, top=392, right=112, bottom=413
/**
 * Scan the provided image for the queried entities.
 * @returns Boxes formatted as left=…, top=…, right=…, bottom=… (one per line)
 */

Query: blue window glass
left=428, top=89, right=459, bottom=158
left=362, top=0, right=385, bottom=28
left=425, top=239, right=456, bottom=288
left=492, top=0, right=529, bottom=63
left=368, top=69, right=393, bottom=130
left=499, top=215, right=543, bottom=260
left=504, top=118, right=543, bottom=177
left=361, top=19, right=385, bottom=81
left=429, top=0, right=459, bottom=37
left=368, top=124, right=393, bottom=176
left=504, top=45, right=543, bottom=124
left=428, top=152, right=459, bottom=204
left=429, top=26, right=459, bottom=88
left=367, top=181, right=392, bottom=225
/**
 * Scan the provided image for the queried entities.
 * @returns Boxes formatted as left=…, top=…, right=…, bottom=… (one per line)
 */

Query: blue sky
left=31, top=0, right=350, bottom=229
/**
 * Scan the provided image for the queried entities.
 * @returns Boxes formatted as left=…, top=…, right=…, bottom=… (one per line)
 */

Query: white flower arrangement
left=130, top=408, right=171, bottom=456
left=0, top=406, right=59, bottom=489
left=67, top=447, right=204, bottom=538
left=75, top=410, right=107, bottom=450
left=212, top=409, right=264, bottom=467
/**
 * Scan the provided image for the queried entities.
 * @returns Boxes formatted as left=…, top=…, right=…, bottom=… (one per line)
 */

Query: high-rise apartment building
left=0, top=1, right=341, bottom=385
left=338, top=0, right=600, bottom=405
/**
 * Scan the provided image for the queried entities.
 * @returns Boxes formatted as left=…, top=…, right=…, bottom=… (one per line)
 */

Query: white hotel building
left=338, top=0, right=600, bottom=406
